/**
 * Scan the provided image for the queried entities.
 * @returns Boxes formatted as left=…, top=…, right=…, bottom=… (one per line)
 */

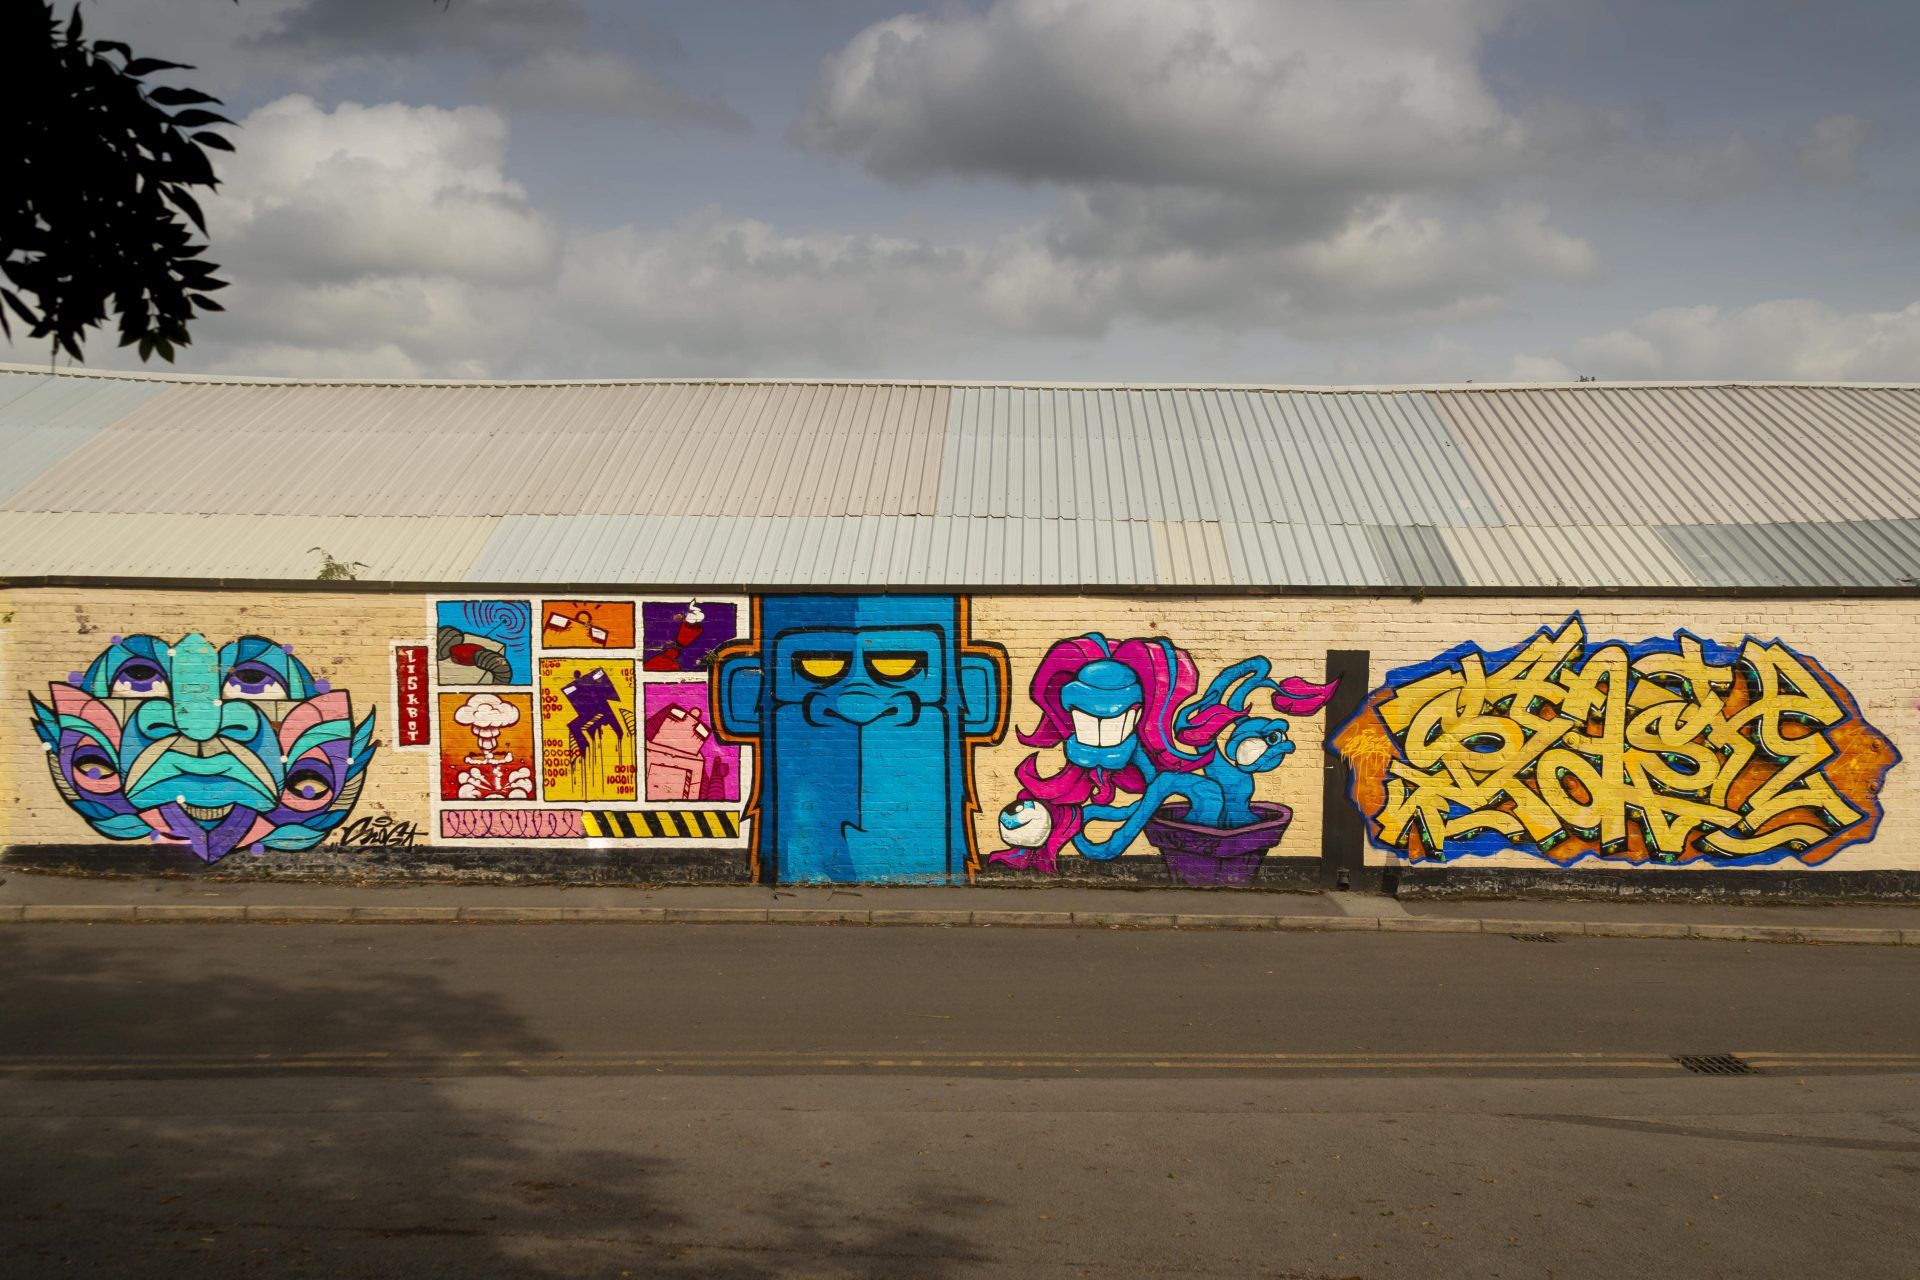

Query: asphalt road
left=2, top=923, right=1917, bottom=1278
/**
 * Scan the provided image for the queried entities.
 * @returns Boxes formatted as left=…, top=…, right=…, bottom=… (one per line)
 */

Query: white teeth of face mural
left=1234, top=737, right=1270, bottom=766
left=1070, top=707, right=1141, bottom=748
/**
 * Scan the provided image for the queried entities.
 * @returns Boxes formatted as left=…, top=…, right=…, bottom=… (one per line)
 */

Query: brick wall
left=4, top=586, right=1914, bottom=881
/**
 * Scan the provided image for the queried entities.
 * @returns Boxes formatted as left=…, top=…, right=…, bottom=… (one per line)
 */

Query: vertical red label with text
left=396, top=645, right=430, bottom=746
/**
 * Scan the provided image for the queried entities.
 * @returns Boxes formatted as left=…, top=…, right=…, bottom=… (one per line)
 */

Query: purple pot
left=1143, top=802, right=1294, bottom=887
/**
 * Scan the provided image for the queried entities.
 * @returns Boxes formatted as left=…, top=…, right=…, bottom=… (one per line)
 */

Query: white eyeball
left=998, top=798, right=1052, bottom=848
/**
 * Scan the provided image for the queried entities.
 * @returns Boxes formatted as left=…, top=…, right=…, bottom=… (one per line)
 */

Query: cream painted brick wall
left=4, top=587, right=1915, bottom=876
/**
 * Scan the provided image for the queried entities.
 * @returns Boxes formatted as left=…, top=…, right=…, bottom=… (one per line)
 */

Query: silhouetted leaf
left=167, top=187, right=207, bottom=233
left=148, top=85, right=218, bottom=106
left=194, top=132, right=234, bottom=151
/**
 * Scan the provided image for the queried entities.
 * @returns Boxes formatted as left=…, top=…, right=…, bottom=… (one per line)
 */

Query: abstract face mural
left=713, top=595, right=1008, bottom=884
left=29, top=634, right=376, bottom=862
left=1330, top=615, right=1901, bottom=868
left=990, top=636, right=1336, bottom=881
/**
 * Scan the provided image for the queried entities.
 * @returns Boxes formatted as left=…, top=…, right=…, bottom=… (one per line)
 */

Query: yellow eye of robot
left=866, top=654, right=925, bottom=681
left=794, top=653, right=850, bottom=683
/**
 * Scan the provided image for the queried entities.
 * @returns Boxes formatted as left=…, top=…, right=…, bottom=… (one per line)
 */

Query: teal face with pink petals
left=28, top=634, right=376, bottom=862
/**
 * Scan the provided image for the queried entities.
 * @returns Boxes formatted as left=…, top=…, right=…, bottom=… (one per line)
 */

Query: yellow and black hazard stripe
left=582, top=810, right=742, bottom=840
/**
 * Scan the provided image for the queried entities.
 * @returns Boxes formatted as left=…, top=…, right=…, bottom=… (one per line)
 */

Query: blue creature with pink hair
left=991, top=635, right=1336, bottom=874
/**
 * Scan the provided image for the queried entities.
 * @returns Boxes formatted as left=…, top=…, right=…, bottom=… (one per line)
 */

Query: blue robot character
left=712, top=595, right=1008, bottom=884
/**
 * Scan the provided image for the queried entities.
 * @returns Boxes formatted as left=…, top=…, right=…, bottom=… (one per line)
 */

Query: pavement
left=2, top=923, right=1916, bottom=1277
left=3, top=869, right=1919, bottom=945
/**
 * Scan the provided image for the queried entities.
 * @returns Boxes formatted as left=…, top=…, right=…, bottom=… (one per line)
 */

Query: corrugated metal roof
left=0, top=512, right=499, bottom=581
left=0, top=373, right=170, bottom=504
left=936, top=387, right=1503, bottom=526
left=1440, top=525, right=1698, bottom=591
left=1659, top=517, right=1920, bottom=589
left=3, top=364, right=1919, bottom=590
left=1428, top=385, right=1920, bottom=527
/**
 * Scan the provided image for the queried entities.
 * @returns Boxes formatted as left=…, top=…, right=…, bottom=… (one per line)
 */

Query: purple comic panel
left=641, top=601, right=737, bottom=673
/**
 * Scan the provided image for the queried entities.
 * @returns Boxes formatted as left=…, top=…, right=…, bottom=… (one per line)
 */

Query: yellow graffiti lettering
left=1373, top=618, right=1863, bottom=863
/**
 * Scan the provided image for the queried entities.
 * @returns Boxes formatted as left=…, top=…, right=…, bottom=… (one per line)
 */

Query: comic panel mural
left=427, top=595, right=754, bottom=847
left=541, top=600, right=636, bottom=651
left=438, top=691, right=535, bottom=801
left=1329, top=615, right=1902, bottom=868
left=538, top=659, right=638, bottom=802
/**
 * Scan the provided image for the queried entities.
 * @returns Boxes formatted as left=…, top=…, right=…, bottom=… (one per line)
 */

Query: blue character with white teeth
left=991, top=635, right=1337, bottom=875
left=713, top=596, right=1008, bottom=884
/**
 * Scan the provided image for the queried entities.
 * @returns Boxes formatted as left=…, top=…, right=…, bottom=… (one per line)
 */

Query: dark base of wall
left=975, top=855, right=1323, bottom=893
left=1388, top=865, right=1920, bottom=904
left=9, top=845, right=1917, bottom=901
left=1, top=844, right=751, bottom=885
left=3, top=845, right=1324, bottom=890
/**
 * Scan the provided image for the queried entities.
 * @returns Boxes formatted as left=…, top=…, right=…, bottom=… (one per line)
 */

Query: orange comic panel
left=540, top=600, right=636, bottom=650
left=437, top=691, right=536, bottom=801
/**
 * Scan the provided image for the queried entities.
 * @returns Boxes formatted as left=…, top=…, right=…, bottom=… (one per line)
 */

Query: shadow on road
left=0, top=930, right=991, bottom=1278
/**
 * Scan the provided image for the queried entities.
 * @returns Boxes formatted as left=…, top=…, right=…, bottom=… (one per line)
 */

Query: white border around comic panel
left=423, top=593, right=753, bottom=848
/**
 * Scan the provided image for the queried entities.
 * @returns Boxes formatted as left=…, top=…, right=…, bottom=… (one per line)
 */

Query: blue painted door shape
left=713, top=595, right=1007, bottom=884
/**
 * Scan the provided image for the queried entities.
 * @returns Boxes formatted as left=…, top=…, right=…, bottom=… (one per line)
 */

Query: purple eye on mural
left=223, top=663, right=289, bottom=700
left=280, top=755, right=337, bottom=812
left=109, top=660, right=169, bottom=698
left=69, top=745, right=121, bottom=794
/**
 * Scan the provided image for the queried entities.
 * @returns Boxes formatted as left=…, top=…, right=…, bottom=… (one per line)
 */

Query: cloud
left=209, top=96, right=559, bottom=284
left=178, top=96, right=555, bottom=375
left=782, top=0, right=1592, bottom=345
left=1514, top=299, right=1920, bottom=381
left=482, top=49, right=748, bottom=129
left=795, top=0, right=1526, bottom=195
left=1795, top=115, right=1874, bottom=184
left=51, top=86, right=1594, bottom=379
left=248, top=0, right=591, bottom=60
left=77, top=0, right=742, bottom=125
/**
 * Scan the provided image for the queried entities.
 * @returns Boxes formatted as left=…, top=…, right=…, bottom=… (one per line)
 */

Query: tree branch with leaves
left=2, top=2, right=233, bottom=362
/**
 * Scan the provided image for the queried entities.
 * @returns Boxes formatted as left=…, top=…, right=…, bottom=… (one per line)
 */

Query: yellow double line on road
left=1, top=1050, right=1916, bottom=1075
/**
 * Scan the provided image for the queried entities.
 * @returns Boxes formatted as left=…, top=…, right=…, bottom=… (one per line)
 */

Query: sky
left=19, top=0, right=1920, bottom=383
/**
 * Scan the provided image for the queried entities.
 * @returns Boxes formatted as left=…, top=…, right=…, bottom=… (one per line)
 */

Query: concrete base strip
left=0, top=903, right=1913, bottom=945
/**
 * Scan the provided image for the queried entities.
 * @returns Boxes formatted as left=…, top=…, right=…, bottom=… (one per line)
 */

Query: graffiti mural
left=440, top=691, right=535, bottom=800
left=713, top=596, right=1007, bottom=883
left=989, top=637, right=1335, bottom=884
left=643, top=601, right=736, bottom=672
left=644, top=684, right=738, bottom=801
left=1330, top=615, right=1901, bottom=867
left=538, top=659, right=638, bottom=802
left=542, top=600, right=635, bottom=650
left=429, top=593, right=753, bottom=844
left=29, top=633, right=376, bottom=862
left=436, top=600, right=532, bottom=686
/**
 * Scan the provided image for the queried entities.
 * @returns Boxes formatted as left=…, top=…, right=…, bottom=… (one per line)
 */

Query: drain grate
left=1674, top=1054, right=1761, bottom=1076
left=1509, top=932, right=1560, bottom=942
